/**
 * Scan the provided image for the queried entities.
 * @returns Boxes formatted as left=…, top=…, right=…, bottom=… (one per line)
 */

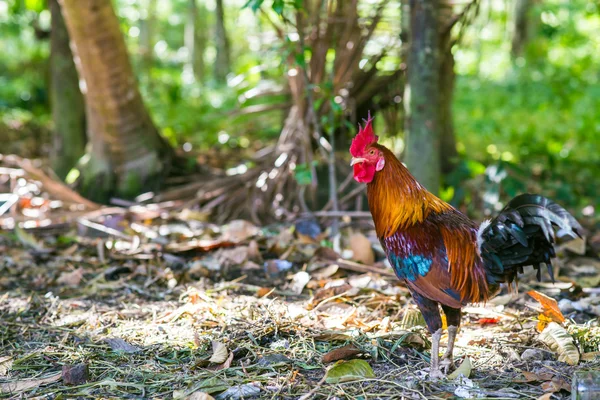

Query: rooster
left=349, top=116, right=582, bottom=378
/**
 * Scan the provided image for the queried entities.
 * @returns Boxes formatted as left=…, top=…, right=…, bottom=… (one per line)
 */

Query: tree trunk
left=185, top=0, right=206, bottom=82
left=59, top=0, right=173, bottom=202
left=438, top=2, right=457, bottom=174
left=49, top=0, right=86, bottom=179
left=404, top=0, right=441, bottom=194
left=214, top=0, right=230, bottom=83
left=511, top=0, right=531, bottom=58
left=139, top=0, right=157, bottom=77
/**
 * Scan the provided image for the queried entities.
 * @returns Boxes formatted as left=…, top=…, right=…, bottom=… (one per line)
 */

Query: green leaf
left=325, top=359, right=375, bottom=384
left=294, top=52, right=306, bottom=68
left=243, top=0, right=264, bottom=12
left=294, top=163, right=312, bottom=186
left=272, top=0, right=284, bottom=14
left=24, top=0, right=44, bottom=12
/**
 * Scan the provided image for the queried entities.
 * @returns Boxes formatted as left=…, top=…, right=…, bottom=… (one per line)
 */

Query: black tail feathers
left=478, top=193, right=582, bottom=285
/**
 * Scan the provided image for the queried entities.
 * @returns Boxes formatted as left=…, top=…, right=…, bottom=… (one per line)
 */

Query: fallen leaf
left=322, top=344, right=363, bottom=363
left=478, top=317, right=500, bottom=325
left=536, top=394, right=553, bottom=400
left=325, top=359, right=375, bottom=383
left=187, top=392, right=216, bottom=400
left=57, top=267, right=85, bottom=287
left=0, top=371, right=61, bottom=393
left=448, top=356, right=472, bottom=379
left=223, top=220, right=259, bottom=243
left=105, top=337, right=141, bottom=353
left=311, top=264, right=339, bottom=280
left=256, top=287, right=274, bottom=298
left=581, top=351, right=600, bottom=361
left=400, top=308, right=426, bottom=329
left=212, top=351, right=234, bottom=371
left=516, top=371, right=554, bottom=382
left=215, top=382, right=261, bottom=400
left=288, top=271, right=310, bottom=295
left=62, top=363, right=89, bottom=385
left=528, top=290, right=565, bottom=330
left=541, top=377, right=570, bottom=393
left=257, top=354, right=291, bottom=366
left=538, top=322, right=580, bottom=365
left=0, top=356, right=12, bottom=377
left=209, top=341, right=229, bottom=364
left=348, top=232, right=374, bottom=265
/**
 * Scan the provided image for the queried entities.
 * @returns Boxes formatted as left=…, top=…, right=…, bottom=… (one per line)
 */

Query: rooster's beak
left=350, top=157, right=366, bottom=166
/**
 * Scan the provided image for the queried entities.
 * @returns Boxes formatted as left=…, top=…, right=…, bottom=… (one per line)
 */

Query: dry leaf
left=311, top=264, right=339, bottom=280
left=186, top=392, right=215, bottom=400
left=537, top=394, right=553, bottom=400
left=62, top=363, right=89, bottom=385
left=0, top=371, right=61, bottom=393
left=538, top=322, right=580, bottom=365
left=581, top=351, right=600, bottom=361
left=105, top=337, right=141, bottom=353
left=322, top=344, right=363, bottom=363
left=288, top=271, right=310, bottom=295
left=57, top=267, right=84, bottom=287
left=212, top=351, right=234, bottom=371
left=527, top=290, right=565, bottom=330
left=517, top=371, right=554, bottom=382
left=256, top=287, right=274, bottom=298
left=0, top=356, right=13, bottom=377
left=223, top=220, right=259, bottom=243
left=447, top=356, right=472, bottom=379
left=541, top=377, right=570, bottom=393
left=349, top=232, right=374, bottom=265
left=209, top=341, right=229, bottom=364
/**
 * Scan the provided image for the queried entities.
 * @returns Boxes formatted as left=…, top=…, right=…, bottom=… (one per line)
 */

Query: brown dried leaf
left=0, top=371, right=61, bottom=393
left=211, top=351, right=234, bottom=371
left=527, top=290, right=565, bottom=326
left=517, top=371, right=554, bottom=382
left=322, top=344, right=363, bottom=363
left=56, top=267, right=84, bottom=287
left=61, top=363, right=89, bottom=385
left=222, top=220, right=259, bottom=243
left=349, top=232, right=374, bottom=265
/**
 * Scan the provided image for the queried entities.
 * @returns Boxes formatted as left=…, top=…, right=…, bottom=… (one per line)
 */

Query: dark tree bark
left=438, top=2, right=458, bottom=174
left=214, top=0, right=231, bottom=82
left=404, top=0, right=441, bottom=194
left=49, top=0, right=86, bottom=179
left=59, top=0, right=174, bottom=202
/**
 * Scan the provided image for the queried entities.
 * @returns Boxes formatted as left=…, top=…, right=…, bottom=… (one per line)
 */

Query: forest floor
left=0, top=164, right=599, bottom=400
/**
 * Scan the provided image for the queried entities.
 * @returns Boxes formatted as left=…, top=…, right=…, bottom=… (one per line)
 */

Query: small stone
left=521, top=349, right=545, bottom=362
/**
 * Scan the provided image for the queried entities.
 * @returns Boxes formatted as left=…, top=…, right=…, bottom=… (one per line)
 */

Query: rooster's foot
left=440, top=357, right=453, bottom=374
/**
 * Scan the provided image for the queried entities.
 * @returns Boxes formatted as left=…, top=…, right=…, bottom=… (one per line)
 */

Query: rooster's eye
left=369, top=149, right=376, bottom=155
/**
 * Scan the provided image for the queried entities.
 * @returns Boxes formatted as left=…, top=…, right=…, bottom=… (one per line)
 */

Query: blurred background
left=0, top=0, right=598, bottom=223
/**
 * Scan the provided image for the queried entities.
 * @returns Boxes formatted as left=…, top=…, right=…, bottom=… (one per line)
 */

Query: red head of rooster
left=349, top=116, right=385, bottom=183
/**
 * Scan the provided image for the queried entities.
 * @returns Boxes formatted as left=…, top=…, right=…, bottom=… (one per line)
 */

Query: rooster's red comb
left=349, top=112, right=378, bottom=157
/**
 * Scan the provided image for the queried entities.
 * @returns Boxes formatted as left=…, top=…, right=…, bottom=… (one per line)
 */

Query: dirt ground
left=0, top=210, right=599, bottom=400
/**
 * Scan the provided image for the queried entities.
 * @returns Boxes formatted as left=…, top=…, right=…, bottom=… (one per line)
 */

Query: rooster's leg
left=440, top=306, right=462, bottom=373
left=430, top=328, right=444, bottom=379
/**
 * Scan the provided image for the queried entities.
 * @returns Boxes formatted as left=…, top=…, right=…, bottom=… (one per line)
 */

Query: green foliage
left=0, top=0, right=598, bottom=215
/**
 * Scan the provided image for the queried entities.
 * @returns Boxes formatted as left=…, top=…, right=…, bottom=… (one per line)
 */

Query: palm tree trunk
left=49, top=0, right=86, bottom=179
left=404, top=0, right=441, bottom=194
left=58, top=0, right=173, bottom=202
